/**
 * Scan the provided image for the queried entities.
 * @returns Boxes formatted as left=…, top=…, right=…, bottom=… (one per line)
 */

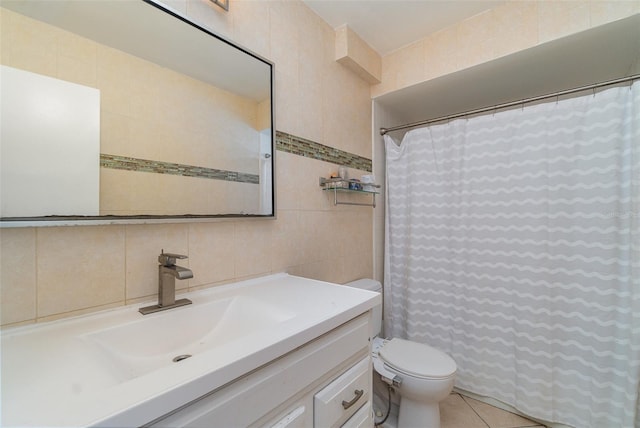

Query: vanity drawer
left=267, top=404, right=307, bottom=428
left=342, top=402, right=373, bottom=428
left=314, top=357, right=370, bottom=428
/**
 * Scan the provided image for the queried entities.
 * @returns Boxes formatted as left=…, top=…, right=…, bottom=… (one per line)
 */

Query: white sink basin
left=1, top=273, right=381, bottom=428
left=83, top=296, right=294, bottom=381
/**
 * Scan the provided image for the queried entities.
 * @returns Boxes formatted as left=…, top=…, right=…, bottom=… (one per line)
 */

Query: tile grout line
left=458, top=394, right=548, bottom=428
left=459, top=394, right=492, bottom=428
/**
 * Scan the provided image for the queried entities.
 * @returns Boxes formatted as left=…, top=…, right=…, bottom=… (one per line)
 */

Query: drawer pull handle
left=341, top=389, right=364, bottom=410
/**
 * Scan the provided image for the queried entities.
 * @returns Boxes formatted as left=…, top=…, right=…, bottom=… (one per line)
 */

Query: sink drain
left=172, top=354, right=192, bottom=363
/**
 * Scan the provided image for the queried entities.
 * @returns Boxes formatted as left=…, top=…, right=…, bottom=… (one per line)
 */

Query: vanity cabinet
left=147, top=312, right=373, bottom=428
left=2, top=274, right=381, bottom=427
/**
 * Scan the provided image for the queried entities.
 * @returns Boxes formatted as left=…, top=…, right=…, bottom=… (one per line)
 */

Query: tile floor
left=377, top=392, right=547, bottom=428
left=440, top=393, right=546, bottom=428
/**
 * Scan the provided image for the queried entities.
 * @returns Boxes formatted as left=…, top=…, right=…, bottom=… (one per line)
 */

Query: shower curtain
left=383, top=83, right=639, bottom=428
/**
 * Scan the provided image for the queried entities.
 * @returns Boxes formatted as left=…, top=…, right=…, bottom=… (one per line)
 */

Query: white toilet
left=346, top=279, right=457, bottom=428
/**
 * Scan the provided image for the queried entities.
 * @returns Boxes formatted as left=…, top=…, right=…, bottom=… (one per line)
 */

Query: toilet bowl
left=346, top=279, right=457, bottom=428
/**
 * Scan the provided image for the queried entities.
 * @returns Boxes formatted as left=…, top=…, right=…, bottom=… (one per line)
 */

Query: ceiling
left=302, top=0, right=504, bottom=55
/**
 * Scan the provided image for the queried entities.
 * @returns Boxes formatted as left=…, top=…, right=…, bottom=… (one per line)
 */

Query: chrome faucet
left=139, top=250, right=194, bottom=315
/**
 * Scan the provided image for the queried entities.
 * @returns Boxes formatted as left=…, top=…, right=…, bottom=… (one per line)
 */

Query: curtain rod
left=379, top=74, right=640, bottom=136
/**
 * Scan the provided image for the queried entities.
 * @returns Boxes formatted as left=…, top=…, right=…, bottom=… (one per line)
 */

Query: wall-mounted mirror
left=0, top=0, right=274, bottom=226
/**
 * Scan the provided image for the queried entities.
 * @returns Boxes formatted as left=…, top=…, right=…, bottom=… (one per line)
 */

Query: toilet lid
left=378, top=338, right=456, bottom=379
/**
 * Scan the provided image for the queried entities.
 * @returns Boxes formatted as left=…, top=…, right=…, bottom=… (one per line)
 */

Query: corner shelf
left=319, top=177, right=380, bottom=208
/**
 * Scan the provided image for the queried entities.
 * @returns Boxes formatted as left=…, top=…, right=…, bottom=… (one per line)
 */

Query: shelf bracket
left=329, top=187, right=376, bottom=207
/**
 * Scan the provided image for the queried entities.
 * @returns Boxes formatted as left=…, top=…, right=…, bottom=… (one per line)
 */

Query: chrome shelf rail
left=319, top=177, right=380, bottom=208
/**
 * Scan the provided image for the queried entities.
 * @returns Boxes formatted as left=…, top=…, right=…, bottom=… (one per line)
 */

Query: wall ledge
left=335, top=25, right=381, bottom=84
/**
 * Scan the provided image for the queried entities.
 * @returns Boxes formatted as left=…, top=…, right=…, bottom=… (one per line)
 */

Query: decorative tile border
left=100, top=131, right=371, bottom=184
left=275, top=131, right=372, bottom=172
left=100, top=154, right=259, bottom=184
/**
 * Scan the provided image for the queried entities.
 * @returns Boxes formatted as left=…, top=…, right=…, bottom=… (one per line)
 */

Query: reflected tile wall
left=2, top=6, right=264, bottom=218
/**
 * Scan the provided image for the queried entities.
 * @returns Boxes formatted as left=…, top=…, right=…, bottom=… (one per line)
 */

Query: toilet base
left=398, top=396, right=440, bottom=428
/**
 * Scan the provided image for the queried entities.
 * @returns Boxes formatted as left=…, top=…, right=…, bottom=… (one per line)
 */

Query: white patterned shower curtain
left=383, top=82, right=639, bottom=428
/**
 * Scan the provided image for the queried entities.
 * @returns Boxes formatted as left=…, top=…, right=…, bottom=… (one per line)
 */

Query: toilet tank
left=345, top=279, right=382, bottom=337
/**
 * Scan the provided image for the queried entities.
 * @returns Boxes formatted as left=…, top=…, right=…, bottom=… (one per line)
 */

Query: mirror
left=0, top=0, right=274, bottom=225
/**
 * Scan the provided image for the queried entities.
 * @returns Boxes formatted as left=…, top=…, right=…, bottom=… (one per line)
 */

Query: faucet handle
left=158, top=250, right=188, bottom=266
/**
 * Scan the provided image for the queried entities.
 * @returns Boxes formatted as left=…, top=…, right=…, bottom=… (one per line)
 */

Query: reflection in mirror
left=0, top=0, right=274, bottom=225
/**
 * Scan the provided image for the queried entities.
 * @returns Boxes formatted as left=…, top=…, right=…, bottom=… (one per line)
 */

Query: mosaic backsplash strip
left=100, top=154, right=259, bottom=184
left=275, top=131, right=372, bottom=172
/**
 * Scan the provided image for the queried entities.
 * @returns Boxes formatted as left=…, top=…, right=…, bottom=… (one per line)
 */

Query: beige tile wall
left=0, top=0, right=374, bottom=327
left=372, top=0, right=640, bottom=97
left=7, top=0, right=629, bottom=326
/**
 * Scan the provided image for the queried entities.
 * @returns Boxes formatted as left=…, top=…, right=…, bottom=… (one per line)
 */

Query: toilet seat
left=378, top=338, right=456, bottom=380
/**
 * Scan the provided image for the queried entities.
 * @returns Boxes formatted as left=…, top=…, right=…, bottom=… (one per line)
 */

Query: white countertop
left=1, top=273, right=381, bottom=427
